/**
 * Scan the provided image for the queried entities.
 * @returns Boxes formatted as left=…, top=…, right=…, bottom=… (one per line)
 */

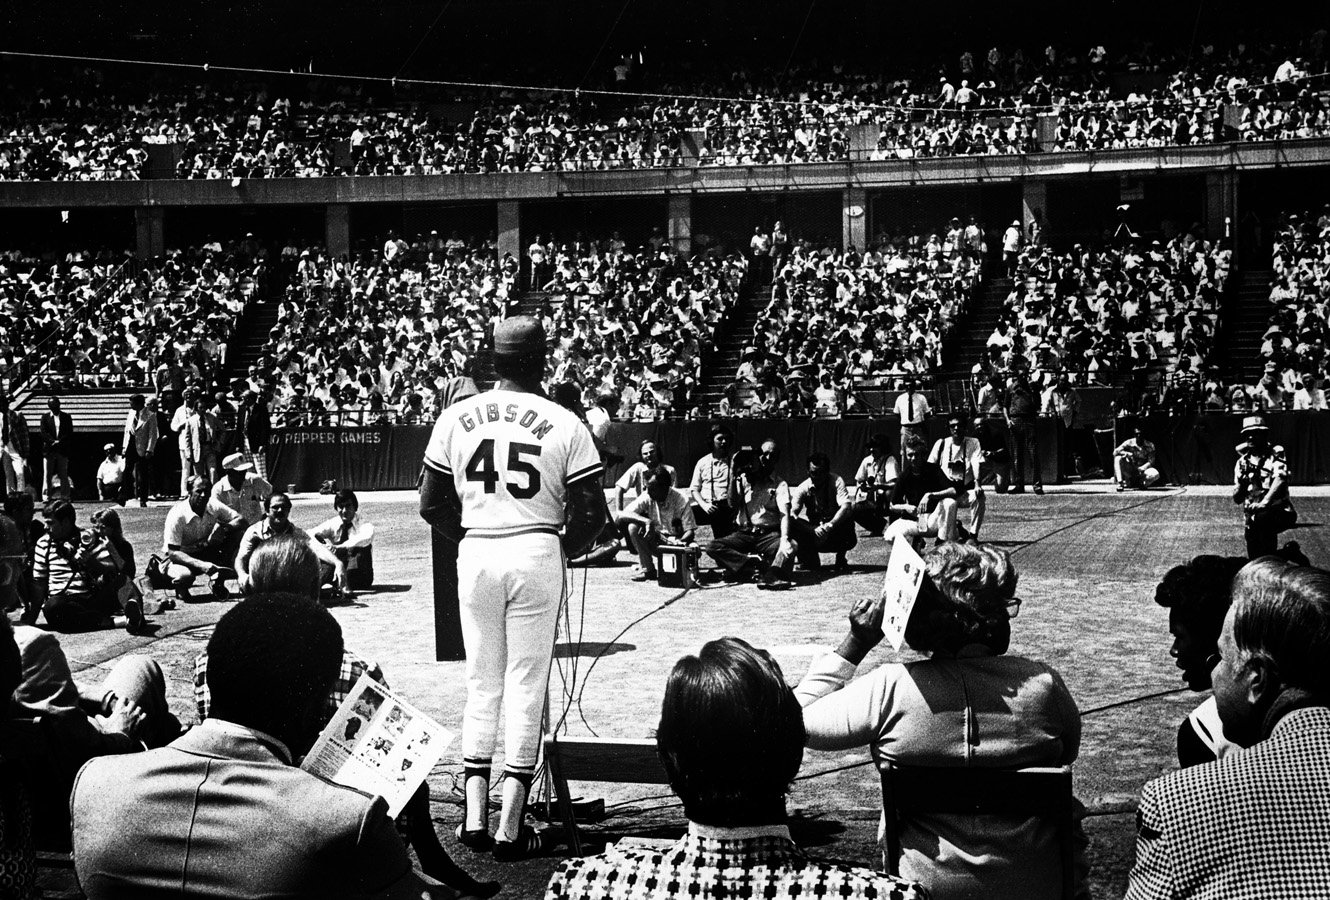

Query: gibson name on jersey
left=458, top=402, right=556, bottom=440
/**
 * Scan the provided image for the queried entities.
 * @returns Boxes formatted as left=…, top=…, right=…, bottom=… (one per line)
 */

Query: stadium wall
left=249, top=414, right=1330, bottom=495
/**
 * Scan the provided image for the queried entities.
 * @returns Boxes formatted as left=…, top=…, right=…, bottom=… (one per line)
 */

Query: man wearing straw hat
left=1233, top=415, right=1296, bottom=559
left=211, top=451, right=273, bottom=526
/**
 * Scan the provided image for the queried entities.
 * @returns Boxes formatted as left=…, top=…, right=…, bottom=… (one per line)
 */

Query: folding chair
left=542, top=735, right=669, bottom=856
left=881, top=763, right=1075, bottom=900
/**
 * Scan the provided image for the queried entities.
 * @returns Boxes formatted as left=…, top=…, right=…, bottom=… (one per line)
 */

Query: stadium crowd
left=1, top=36, right=1328, bottom=181
left=259, top=239, right=512, bottom=426
left=721, top=218, right=983, bottom=417
left=1, top=241, right=261, bottom=390
left=534, top=237, right=747, bottom=420
left=980, top=226, right=1230, bottom=389
left=1257, top=205, right=1330, bottom=410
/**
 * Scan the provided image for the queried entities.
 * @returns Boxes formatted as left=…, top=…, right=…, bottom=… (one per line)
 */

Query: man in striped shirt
left=33, top=500, right=139, bottom=632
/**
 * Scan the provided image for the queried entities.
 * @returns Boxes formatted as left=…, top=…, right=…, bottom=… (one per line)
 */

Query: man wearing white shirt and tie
left=893, top=377, right=931, bottom=449
left=928, top=415, right=986, bottom=539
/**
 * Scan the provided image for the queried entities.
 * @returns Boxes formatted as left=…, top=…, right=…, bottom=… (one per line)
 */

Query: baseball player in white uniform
left=420, top=316, right=605, bottom=861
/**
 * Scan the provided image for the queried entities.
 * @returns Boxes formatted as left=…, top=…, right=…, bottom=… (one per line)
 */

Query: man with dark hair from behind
left=1127, top=559, right=1330, bottom=898
left=544, top=637, right=928, bottom=900
left=189, top=537, right=498, bottom=898
left=71, top=593, right=461, bottom=898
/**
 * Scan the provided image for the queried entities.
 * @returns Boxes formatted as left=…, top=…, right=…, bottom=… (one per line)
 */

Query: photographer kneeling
left=33, top=500, right=143, bottom=633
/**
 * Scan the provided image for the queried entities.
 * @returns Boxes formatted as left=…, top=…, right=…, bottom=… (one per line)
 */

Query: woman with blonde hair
left=797, top=541, right=1087, bottom=899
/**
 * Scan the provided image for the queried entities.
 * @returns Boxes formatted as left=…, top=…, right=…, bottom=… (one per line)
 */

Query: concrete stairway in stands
left=466, top=290, right=547, bottom=387
left=222, top=296, right=282, bottom=385
left=509, top=290, right=547, bottom=320
left=1217, top=268, right=1272, bottom=384
left=694, top=278, right=772, bottom=413
left=940, top=275, right=1011, bottom=378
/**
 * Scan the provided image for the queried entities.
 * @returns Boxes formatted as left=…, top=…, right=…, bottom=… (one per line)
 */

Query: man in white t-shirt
left=95, top=444, right=127, bottom=503
left=419, top=316, right=604, bottom=860
left=749, top=227, right=771, bottom=281
left=162, top=476, right=246, bottom=601
left=614, top=441, right=676, bottom=510
left=527, top=237, right=548, bottom=289
left=928, top=415, right=986, bottom=539
left=1002, top=220, right=1022, bottom=276
left=615, top=466, right=695, bottom=582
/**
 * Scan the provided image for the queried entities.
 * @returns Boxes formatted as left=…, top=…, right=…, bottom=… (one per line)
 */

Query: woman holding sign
left=794, top=542, right=1086, bottom=900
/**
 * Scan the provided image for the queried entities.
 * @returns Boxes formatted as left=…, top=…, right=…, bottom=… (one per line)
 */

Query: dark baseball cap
left=493, top=316, right=545, bottom=357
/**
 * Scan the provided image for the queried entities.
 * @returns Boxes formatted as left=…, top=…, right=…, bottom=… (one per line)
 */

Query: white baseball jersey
left=424, top=388, right=603, bottom=537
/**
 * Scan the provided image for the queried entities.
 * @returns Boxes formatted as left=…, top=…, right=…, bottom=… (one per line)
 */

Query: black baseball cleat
left=492, top=826, right=559, bottom=862
left=455, top=823, right=494, bottom=852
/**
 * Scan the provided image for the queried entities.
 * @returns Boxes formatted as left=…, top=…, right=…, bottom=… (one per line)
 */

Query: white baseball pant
left=457, top=530, right=565, bottom=778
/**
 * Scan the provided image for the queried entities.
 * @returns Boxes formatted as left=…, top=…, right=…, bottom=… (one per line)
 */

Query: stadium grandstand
left=6, top=2, right=1330, bottom=898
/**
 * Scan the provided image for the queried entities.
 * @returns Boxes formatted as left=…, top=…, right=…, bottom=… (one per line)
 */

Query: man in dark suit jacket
left=238, top=387, right=273, bottom=481
left=71, top=594, right=457, bottom=899
left=40, top=397, right=74, bottom=501
left=1126, top=558, right=1330, bottom=899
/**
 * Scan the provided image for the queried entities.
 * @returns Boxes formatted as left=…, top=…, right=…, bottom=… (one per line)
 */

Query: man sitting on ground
left=235, top=492, right=346, bottom=595
left=32, top=501, right=142, bottom=633
left=704, top=441, right=797, bottom=591
left=615, top=466, right=695, bottom=583
left=1114, top=425, right=1162, bottom=492
left=161, top=475, right=246, bottom=602
left=789, top=452, right=856, bottom=571
left=929, top=415, right=985, bottom=539
left=311, top=488, right=376, bottom=590
left=544, top=636, right=927, bottom=900
left=5, top=509, right=177, bottom=763
left=851, top=434, right=898, bottom=536
left=884, top=434, right=958, bottom=548
left=1127, top=558, right=1330, bottom=898
left=71, top=593, right=461, bottom=898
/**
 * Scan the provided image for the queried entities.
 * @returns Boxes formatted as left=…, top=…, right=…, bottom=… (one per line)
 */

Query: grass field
left=41, top=483, right=1330, bottom=899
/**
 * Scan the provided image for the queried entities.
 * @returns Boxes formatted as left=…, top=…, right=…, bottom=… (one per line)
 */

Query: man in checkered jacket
left=1126, top=557, right=1330, bottom=899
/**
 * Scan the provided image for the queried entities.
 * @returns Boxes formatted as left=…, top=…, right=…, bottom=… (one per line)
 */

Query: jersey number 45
left=465, top=438, right=542, bottom=499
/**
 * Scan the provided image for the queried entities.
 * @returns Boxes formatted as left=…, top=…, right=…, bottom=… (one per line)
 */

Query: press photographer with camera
left=31, top=500, right=144, bottom=632
left=703, top=441, right=797, bottom=590
left=850, top=434, right=898, bottom=536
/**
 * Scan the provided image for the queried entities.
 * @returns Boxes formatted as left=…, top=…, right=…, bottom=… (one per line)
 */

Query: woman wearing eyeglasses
left=796, top=542, right=1087, bottom=900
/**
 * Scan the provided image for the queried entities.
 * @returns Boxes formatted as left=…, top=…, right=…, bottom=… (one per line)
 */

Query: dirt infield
left=39, top=484, right=1330, bottom=899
